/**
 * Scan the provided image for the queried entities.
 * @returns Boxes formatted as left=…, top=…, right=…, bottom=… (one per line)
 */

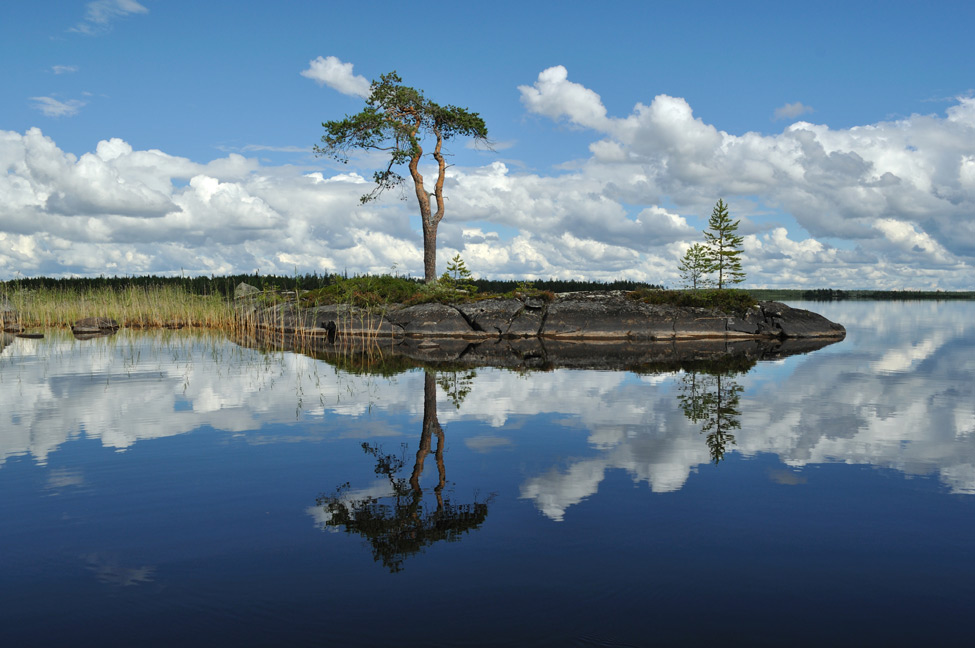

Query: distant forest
left=1, top=274, right=972, bottom=301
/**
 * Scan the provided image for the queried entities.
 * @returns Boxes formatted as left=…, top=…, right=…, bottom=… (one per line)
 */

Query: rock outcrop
left=235, top=286, right=845, bottom=343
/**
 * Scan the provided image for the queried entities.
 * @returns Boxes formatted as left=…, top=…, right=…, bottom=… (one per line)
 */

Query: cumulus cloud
left=517, top=66, right=975, bottom=286
left=301, top=56, right=370, bottom=98
left=2, top=67, right=975, bottom=288
left=773, top=101, right=814, bottom=121
left=70, top=0, right=148, bottom=35
left=52, top=65, right=79, bottom=75
left=30, top=97, right=86, bottom=118
left=519, top=66, right=610, bottom=130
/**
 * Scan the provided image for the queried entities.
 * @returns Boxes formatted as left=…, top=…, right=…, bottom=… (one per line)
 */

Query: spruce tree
left=703, top=199, right=745, bottom=289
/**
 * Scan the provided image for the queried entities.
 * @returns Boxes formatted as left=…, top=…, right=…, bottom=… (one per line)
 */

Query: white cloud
left=773, top=101, right=814, bottom=121
left=70, top=0, right=148, bottom=35
left=301, top=56, right=370, bottom=98
left=516, top=66, right=975, bottom=285
left=3, top=71, right=975, bottom=288
left=52, top=65, right=79, bottom=75
left=30, top=97, right=86, bottom=118
left=519, top=66, right=610, bottom=130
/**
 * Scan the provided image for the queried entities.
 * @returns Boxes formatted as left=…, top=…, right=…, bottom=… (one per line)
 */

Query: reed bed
left=3, top=285, right=237, bottom=331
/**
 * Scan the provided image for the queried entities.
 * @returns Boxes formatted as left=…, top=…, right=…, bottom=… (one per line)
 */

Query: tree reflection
left=437, top=368, right=476, bottom=409
left=316, top=371, right=489, bottom=572
left=677, top=369, right=744, bottom=464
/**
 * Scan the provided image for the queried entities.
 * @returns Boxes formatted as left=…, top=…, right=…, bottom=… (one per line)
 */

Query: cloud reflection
left=1, top=302, right=972, bottom=523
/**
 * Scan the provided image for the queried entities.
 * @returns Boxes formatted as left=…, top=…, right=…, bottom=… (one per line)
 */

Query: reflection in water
left=83, top=553, right=155, bottom=586
left=678, top=370, right=743, bottom=463
left=316, top=371, right=490, bottom=572
left=1, top=302, right=972, bottom=519
left=437, top=369, right=477, bottom=409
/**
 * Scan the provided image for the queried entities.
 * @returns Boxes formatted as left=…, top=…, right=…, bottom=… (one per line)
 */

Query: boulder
left=72, top=317, right=120, bottom=333
left=72, top=316, right=120, bottom=339
left=233, top=282, right=261, bottom=299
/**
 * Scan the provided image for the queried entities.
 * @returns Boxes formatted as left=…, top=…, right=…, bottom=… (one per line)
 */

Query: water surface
left=1, top=301, right=973, bottom=646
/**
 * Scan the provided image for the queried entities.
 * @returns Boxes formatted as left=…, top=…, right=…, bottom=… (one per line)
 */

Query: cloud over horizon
left=1, top=65, right=973, bottom=289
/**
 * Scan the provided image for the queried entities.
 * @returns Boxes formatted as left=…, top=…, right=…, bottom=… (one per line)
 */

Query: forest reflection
left=316, top=371, right=490, bottom=572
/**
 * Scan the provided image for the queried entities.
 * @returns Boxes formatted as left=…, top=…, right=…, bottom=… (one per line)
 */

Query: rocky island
left=233, top=284, right=846, bottom=371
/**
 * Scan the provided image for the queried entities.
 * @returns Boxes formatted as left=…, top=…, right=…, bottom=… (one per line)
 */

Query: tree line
left=0, top=273, right=664, bottom=298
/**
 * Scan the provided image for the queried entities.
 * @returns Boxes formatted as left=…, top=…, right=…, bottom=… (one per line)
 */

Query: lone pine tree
left=315, top=72, right=488, bottom=283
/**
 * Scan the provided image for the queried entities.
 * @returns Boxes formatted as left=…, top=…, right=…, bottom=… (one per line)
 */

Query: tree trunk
left=421, top=217, right=437, bottom=284
left=410, top=371, right=442, bottom=492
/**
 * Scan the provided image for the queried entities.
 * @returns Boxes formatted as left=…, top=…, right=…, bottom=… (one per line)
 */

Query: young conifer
left=677, top=243, right=712, bottom=289
left=703, top=199, right=745, bottom=289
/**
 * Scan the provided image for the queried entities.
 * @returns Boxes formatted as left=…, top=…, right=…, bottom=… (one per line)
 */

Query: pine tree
left=316, top=72, right=488, bottom=283
left=677, top=243, right=712, bottom=289
left=703, top=199, right=745, bottom=289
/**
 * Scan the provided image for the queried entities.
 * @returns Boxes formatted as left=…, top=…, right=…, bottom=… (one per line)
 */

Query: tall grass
left=4, top=285, right=235, bottom=330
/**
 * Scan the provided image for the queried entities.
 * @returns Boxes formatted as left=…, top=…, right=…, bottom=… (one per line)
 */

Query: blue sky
left=2, top=0, right=974, bottom=288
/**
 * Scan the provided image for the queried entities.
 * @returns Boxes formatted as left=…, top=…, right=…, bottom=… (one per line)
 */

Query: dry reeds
left=3, top=285, right=236, bottom=331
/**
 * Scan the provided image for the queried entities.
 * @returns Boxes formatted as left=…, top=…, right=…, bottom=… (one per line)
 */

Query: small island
left=233, top=282, right=846, bottom=372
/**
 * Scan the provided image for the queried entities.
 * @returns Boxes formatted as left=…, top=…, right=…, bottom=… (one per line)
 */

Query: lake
left=1, top=301, right=973, bottom=646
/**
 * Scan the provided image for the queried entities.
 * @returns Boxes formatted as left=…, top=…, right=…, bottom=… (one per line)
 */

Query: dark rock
left=71, top=316, right=120, bottom=339
left=506, top=307, right=544, bottom=337
left=386, top=303, right=480, bottom=337
left=760, top=301, right=847, bottom=338
left=239, top=326, right=843, bottom=374
left=303, top=304, right=402, bottom=338
left=725, top=306, right=764, bottom=335
left=457, top=298, right=524, bottom=335
left=670, top=307, right=726, bottom=338
left=246, top=291, right=845, bottom=344
left=72, top=317, right=120, bottom=333
left=395, top=337, right=473, bottom=363
left=542, top=292, right=668, bottom=339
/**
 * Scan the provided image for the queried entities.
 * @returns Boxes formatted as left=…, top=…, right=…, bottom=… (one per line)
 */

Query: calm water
left=1, top=301, right=973, bottom=647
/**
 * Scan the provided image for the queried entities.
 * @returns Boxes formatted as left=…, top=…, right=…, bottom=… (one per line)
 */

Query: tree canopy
left=315, top=72, right=488, bottom=283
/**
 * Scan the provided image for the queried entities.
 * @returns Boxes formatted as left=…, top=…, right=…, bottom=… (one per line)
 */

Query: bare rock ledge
left=235, top=287, right=845, bottom=342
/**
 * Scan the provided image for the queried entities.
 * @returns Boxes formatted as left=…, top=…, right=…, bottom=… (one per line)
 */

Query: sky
left=2, top=0, right=974, bottom=289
